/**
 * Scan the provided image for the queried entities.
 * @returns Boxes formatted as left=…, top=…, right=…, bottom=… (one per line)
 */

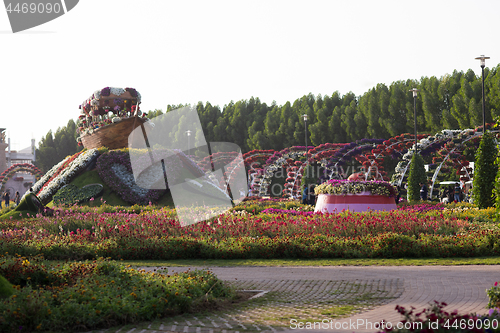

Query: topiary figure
left=407, top=152, right=427, bottom=201
left=475, top=132, right=498, bottom=208
left=0, top=274, right=14, bottom=298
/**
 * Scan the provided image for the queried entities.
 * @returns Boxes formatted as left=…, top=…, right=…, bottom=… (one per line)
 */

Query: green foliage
left=35, top=119, right=83, bottom=173
left=53, top=184, right=104, bottom=206
left=36, top=65, right=500, bottom=159
left=301, top=163, right=318, bottom=188
left=487, top=282, right=500, bottom=309
left=474, top=132, right=498, bottom=208
left=407, top=153, right=427, bottom=201
left=0, top=256, right=234, bottom=332
left=0, top=274, right=13, bottom=299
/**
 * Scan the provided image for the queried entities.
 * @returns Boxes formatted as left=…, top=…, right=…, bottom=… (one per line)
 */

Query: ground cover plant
left=0, top=255, right=233, bottom=332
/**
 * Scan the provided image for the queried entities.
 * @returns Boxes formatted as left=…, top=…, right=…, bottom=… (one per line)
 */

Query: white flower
left=111, top=164, right=149, bottom=197
left=110, top=87, right=126, bottom=96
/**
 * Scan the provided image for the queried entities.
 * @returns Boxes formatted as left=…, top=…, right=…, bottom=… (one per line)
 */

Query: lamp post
left=185, top=130, right=192, bottom=154
left=409, top=88, right=419, bottom=153
left=302, top=114, right=308, bottom=161
left=475, top=55, right=490, bottom=133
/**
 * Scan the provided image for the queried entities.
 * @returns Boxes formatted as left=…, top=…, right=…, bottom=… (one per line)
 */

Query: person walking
left=420, top=182, right=428, bottom=201
left=395, top=185, right=402, bottom=204
left=307, top=184, right=316, bottom=205
left=302, top=185, right=309, bottom=205
left=14, top=191, right=20, bottom=206
left=454, top=182, right=461, bottom=202
left=2, top=191, right=10, bottom=208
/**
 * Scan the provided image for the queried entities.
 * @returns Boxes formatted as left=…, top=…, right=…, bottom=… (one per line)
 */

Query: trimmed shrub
left=407, top=153, right=427, bottom=201
left=475, top=132, right=498, bottom=208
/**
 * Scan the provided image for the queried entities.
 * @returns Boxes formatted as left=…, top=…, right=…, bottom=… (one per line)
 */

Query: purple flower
left=101, top=87, right=110, bottom=96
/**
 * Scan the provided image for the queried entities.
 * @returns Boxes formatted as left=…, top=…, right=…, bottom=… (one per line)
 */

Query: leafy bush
left=0, top=274, right=13, bottom=299
left=0, top=256, right=234, bottom=332
left=379, top=301, right=500, bottom=332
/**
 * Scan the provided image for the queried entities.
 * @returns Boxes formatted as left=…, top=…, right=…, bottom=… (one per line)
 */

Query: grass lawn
left=122, top=256, right=500, bottom=267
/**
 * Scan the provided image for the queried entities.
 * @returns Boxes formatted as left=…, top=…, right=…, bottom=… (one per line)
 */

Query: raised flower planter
left=314, top=179, right=397, bottom=213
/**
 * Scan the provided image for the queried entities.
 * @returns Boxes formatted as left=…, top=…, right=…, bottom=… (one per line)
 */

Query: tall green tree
left=407, top=153, right=427, bottom=201
left=474, top=132, right=498, bottom=208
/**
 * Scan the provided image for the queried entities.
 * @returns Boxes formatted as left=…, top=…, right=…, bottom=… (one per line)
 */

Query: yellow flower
left=47, top=309, right=52, bottom=315
left=36, top=323, right=41, bottom=330
left=95, top=310, right=101, bottom=315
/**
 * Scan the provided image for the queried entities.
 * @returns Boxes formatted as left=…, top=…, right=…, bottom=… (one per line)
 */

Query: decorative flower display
left=53, top=184, right=104, bottom=206
left=96, top=149, right=178, bottom=204
left=390, top=128, right=487, bottom=188
left=35, top=149, right=99, bottom=204
left=0, top=163, right=42, bottom=194
left=77, top=87, right=142, bottom=140
left=315, top=179, right=397, bottom=197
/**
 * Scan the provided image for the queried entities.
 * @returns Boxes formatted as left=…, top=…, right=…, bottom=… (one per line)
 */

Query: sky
left=1, top=0, right=500, bottom=151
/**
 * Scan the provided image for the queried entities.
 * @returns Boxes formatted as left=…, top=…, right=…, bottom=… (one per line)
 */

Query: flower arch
left=0, top=163, right=42, bottom=194
left=391, top=124, right=499, bottom=199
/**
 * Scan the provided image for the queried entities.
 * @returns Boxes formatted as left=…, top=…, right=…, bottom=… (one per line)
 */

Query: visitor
left=454, top=182, right=461, bottom=202
left=2, top=191, right=10, bottom=208
left=307, top=184, right=316, bottom=205
left=302, top=185, right=309, bottom=205
left=447, top=186, right=454, bottom=204
left=395, top=185, right=402, bottom=204
left=14, top=191, right=20, bottom=206
left=440, top=187, right=447, bottom=203
left=420, top=182, right=428, bottom=201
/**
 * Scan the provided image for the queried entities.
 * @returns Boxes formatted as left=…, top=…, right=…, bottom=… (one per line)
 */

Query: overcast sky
left=1, top=0, right=499, bottom=151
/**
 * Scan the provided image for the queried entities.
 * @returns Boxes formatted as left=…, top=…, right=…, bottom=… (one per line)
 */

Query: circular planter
left=314, top=192, right=397, bottom=213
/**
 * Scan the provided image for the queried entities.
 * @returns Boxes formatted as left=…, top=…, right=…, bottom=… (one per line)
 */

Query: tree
left=407, top=152, right=427, bottom=201
left=475, top=132, right=498, bottom=208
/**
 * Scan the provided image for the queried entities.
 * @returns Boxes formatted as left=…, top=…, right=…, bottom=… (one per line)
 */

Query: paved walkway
left=89, top=265, right=500, bottom=333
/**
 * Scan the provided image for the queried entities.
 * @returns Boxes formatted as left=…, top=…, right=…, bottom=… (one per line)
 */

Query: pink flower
left=495, top=281, right=498, bottom=287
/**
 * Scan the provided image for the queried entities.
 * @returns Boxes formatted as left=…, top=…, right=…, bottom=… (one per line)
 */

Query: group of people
left=302, top=184, right=317, bottom=205
left=440, top=182, right=465, bottom=203
left=2, top=190, right=21, bottom=208
left=396, top=181, right=465, bottom=203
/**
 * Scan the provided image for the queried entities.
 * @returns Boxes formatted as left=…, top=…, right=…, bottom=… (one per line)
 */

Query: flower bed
left=0, top=255, right=232, bottom=332
left=314, top=180, right=397, bottom=213
left=0, top=205, right=484, bottom=260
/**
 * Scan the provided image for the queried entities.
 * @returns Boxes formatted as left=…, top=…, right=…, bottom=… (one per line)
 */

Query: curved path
left=89, top=265, right=499, bottom=333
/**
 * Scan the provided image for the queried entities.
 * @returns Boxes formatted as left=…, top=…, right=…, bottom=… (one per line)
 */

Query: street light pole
left=475, top=55, right=490, bottom=133
left=186, top=130, right=192, bottom=154
left=302, top=114, right=308, bottom=162
left=409, top=88, right=419, bottom=153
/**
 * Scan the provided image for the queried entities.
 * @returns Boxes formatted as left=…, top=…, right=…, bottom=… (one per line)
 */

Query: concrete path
left=88, top=265, right=500, bottom=333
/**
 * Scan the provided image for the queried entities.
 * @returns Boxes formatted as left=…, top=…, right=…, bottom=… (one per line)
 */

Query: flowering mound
left=315, top=179, right=397, bottom=197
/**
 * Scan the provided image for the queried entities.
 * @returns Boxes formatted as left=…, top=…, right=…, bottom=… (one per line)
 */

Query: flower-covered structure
left=0, top=163, right=42, bottom=195
left=76, top=87, right=147, bottom=150
left=314, top=179, right=397, bottom=213
left=28, top=149, right=99, bottom=204
left=240, top=125, right=500, bottom=200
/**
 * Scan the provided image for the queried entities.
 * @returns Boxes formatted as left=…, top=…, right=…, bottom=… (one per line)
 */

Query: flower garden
left=2, top=94, right=500, bottom=332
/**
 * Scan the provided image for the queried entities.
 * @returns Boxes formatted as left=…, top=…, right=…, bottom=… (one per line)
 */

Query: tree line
left=34, top=64, right=500, bottom=172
